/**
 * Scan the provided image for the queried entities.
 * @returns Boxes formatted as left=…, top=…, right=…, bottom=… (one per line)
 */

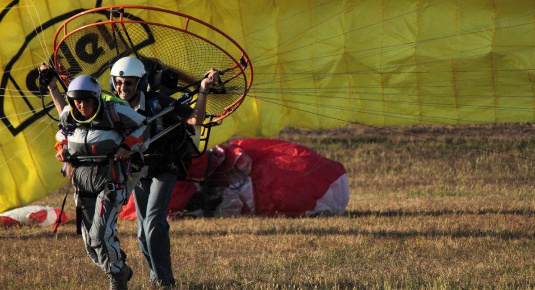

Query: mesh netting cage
left=53, top=5, right=252, bottom=126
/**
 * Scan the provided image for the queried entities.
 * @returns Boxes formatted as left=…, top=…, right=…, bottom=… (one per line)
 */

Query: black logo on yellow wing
left=0, top=3, right=154, bottom=136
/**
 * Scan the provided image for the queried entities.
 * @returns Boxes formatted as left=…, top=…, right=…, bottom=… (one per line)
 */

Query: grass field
left=1, top=123, right=535, bottom=289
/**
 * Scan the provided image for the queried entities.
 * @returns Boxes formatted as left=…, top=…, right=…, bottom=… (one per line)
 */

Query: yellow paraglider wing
left=1, top=0, right=535, bottom=212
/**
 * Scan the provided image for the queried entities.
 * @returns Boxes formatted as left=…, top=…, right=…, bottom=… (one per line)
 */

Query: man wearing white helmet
left=110, top=56, right=217, bottom=287
left=54, top=75, right=149, bottom=290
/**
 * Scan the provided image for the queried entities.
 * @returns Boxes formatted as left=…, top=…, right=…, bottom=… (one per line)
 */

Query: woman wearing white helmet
left=110, top=56, right=218, bottom=287
left=54, top=74, right=150, bottom=289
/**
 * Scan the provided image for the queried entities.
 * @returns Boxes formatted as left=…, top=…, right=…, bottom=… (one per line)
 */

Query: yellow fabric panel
left=1, top=0, right=535, bottom=212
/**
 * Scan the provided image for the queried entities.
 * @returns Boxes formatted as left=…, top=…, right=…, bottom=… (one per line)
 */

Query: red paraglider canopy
left=120, top=139, right=349, bottom=219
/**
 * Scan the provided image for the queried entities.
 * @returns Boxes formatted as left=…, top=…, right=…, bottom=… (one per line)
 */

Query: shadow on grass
left=243, top=227, right=535, bottom=240
left=345, top=209, right=535, bottom=217
left=2, top=227, right=534, bottom=240
left=1, top=227, right=534, bottom=240
left=2, top=208, right=535, bottom=240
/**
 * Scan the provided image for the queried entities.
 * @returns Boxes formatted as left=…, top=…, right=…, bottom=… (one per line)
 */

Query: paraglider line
left=252, top=91, right=535, bottom=114
left=253, top=0, right=451, bottom=63
left=253, top=95, right=535, bottom=162
left=252, top=95, right=482, bottom=125
left=253, top=1, right=534, bottom=65
left=0, top=116, right=57, bottom=169
left=254, top=88, right=535, bottom=102
left=252, top=43, right=535, bottom=89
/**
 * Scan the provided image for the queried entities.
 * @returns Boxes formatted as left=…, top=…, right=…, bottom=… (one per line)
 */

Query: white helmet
left=110, top=57, right=147, bottom=91
left=111, top=56, right=146, bottom=77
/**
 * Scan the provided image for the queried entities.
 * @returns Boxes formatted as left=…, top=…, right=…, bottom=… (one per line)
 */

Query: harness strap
left=52, top=182, right=71, bottom=234
left=106, top=101, right=133, bottom=186
left=200, top=151, right=216, bottom=216
left=75, top=187, right=84, bottom=235
left=76, top=206, right=83, bottom=235
left=106, top=159, right=128, bottom=204
left=107, top=101, right=121, bottom=125
left=107, top=182, right=127, bottom=191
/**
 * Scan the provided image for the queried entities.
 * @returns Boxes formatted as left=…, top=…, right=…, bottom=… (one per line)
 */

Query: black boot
left=109, top=263, right=133, bottom=290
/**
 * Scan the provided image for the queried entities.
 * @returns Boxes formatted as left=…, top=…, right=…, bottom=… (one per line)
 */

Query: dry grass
left=2, top=123, right=535, bottom=289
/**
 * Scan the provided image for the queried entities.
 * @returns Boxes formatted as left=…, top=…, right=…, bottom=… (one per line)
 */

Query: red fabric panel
left=167, top=181, right=198, bottom=213
left=119, top=138, right=347, bottom=219
left=54, top=209, right=69, bottom=223
left=119, top=194, right=136, bottom=220
left=0, top=216, right=21, bottom=227
left=29, top=210, right=48, bottom=223
left=120, top=181, right=198, bottom=220
left=231, top=139, right=346, bottom=216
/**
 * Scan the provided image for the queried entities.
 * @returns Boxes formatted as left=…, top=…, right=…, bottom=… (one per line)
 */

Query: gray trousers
left=79, top=187, right=128, bottom=274
left=133, top=172, right=177, bottom=284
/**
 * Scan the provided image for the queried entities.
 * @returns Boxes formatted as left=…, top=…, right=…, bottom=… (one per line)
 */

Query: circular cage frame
left=51, top=5, right=253, bottom=126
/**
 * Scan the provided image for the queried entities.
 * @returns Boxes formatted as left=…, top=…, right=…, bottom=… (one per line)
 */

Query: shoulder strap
left=106, top=101, right=120, bottom=126
left=101, top=92, right=127, bottom=129
left=147, top=94, right=163, bottom=116
left=101, top=91, right=128, bottom=104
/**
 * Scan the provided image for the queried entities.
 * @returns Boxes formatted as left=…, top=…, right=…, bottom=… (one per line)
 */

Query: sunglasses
left=115, top=80, right=136, bottom=87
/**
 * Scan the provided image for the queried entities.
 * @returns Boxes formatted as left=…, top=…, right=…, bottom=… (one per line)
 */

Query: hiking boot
left=109, top=264, right=133, bottom=290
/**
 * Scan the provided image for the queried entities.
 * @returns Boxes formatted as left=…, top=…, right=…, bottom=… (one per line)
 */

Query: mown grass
left=1, top=123, right=535, bottom=289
